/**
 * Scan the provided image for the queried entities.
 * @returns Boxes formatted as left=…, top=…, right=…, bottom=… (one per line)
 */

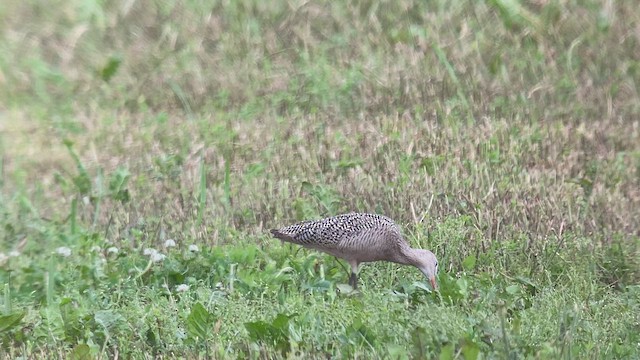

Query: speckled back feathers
left=270, top=213, right=403, bottom=251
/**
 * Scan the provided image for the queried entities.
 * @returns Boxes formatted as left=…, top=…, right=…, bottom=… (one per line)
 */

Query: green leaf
left=146, top=328, right=158, bottom=349
left=187, top=302, right=212, bottom=340
left=0, top=312, right=25, bottom=332
left=488, top=0, right=541, bottom=31
left=388, top=344, right=409, bottom=360
left=456, top=277, right=469, bottom=299
left=336, top=283, right=355, bottom=294
left=245, top=320, right=270, bottom=341
left=94, top=310, right=122, bottom=331
left=411, top=281, right=433, bottom=293
left=64, top=140, right=91, bottom=195
left=462, top=338, right=480, bottom=360
left=462, top=255, right=476, bottom=271
left=411, top=326, right=428, bottom=358
left=420, top=156, right=438, bottom=176
left=100, top=55, right=122, bottom=82
left=69, top=344, right=92, bottom=360
left=272, top=313, right=294, bottom=330
left=245, top=313, right=296, bottom=355
left=108, top=167, right=131, bottom=203
left=515, top=276, right=536, bottom=287
left=439, top=343, right=455, bottom=360
left=301, top=181, right=314, bottom=193
left=506, top=284, right=520, bottom=295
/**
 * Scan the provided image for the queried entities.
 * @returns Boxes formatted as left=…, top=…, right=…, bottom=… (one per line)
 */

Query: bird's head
left=413, top=249, right=438, bottom=290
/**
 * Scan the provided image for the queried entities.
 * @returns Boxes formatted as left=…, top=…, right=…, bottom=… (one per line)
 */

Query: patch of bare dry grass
left=1, top=0, right=638, bottom=251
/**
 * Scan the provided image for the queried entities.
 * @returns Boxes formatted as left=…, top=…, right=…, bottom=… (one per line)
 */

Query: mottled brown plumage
left=270, top=213, right=438, bottom=290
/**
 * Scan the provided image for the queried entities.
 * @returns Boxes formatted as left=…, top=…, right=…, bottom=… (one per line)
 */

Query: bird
left=270, top=213, right=438, bottom=290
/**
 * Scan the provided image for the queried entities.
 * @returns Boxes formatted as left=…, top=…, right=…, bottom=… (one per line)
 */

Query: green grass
left=1, top=0, right=639, bottom=358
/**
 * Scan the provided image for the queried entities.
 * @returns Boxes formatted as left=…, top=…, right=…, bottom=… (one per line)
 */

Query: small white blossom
left=164, top=239, right=177, bottom=248
left=143, top=248, right=158, bottom=256
left=8, top=250, right=20, bottom=257
left=144, top=247, right=165, bottom=262
left=176, top=284, right=190, bottom=292
left=91, top=246, right=102, bottom=253
left=188, top=244, right=200, bottom=252
left=107, top=247, right=119, bottom=255
left=175, top=328, right=187, bottom=340
left=56, top=247, right=72, bottom=257
left=150, top=252, right=166, bottom=262
left=0, top=253, right=8, bottom=263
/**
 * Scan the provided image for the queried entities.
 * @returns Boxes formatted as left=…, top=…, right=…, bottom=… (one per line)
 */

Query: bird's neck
left=392, top=244, right=419, bottom=266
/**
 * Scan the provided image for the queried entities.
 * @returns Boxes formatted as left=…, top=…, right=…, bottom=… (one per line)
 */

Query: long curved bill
left=429, top=276, right=438, bottom=290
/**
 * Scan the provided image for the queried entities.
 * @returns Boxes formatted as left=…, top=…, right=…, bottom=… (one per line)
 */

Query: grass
left=1, top=0, right=639, bottom=358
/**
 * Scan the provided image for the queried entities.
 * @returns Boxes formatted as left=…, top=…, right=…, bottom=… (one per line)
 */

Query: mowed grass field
left=1, top=0, right=639, bottom=358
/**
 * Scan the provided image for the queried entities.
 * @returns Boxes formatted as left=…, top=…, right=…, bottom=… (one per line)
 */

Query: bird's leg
left=349, top=272, right=358, bottom=289
left=348, top=260, right=359, bottom=289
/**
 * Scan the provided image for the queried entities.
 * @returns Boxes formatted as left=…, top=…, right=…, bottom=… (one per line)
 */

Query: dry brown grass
left=1, top=0, right=638, bottom=273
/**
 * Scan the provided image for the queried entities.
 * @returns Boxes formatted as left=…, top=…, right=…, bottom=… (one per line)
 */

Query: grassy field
left=1, top=0, right=639, bottom=358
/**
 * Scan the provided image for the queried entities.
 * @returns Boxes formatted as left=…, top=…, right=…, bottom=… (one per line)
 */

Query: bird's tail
left=270, top=229, right=295, bottom=243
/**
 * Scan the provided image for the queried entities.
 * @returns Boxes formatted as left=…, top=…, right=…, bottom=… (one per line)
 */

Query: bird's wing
left=270, top=213, right=402, bottom=250
left=336, top=225, right=405, bottom=262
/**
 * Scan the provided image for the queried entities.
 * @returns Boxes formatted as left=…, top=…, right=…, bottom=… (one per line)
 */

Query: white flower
left=164, top=239, right=176, bottom=248
left=150, top=252, right=166, bottom=262
left=107, top=247, right=119, bottom=255
left=175, top=328, right=187, bottom=340
left=143, top=248, right=165, bottom=262
left=8, top=250, right=20, bottom=257
left=91, top=246, right=101, bottom=252
left=56, top=247, right=72, bottom=257
left=176, top=284, right=190, bottom=292
left=0, top=253, right=7, bottom=263
left=188, top=244, right=200, bottom=252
